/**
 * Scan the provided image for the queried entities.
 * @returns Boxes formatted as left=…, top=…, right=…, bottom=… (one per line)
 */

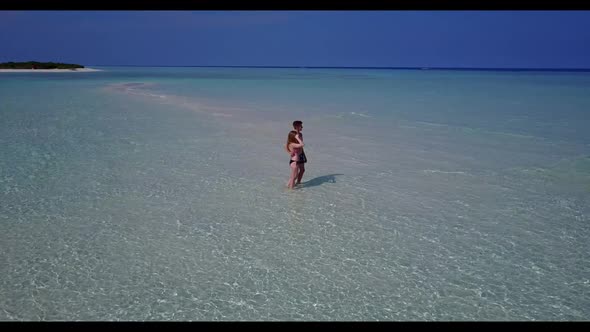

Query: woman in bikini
left=285, top=130, right=305, bottom=189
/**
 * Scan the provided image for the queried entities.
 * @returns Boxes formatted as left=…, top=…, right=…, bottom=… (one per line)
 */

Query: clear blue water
left=0, top=67, right=589, bottom=320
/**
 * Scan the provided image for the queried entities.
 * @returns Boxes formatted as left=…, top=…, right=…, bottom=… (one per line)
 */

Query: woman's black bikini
left=289, top=152, right=307, bottom=165
left=289, top=142, right=307, bottom=165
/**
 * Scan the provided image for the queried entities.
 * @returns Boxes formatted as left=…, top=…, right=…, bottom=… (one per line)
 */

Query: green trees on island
left=0, top=61, right=85, bottom=69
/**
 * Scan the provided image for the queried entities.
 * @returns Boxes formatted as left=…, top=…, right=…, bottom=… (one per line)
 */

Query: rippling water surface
left=0, top=67, right=589, bottom=320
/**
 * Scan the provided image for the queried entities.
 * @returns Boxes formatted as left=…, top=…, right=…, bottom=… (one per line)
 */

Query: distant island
left=0, top=61, right=101, bottom=73
left=0, top=61, right=84, bottom=70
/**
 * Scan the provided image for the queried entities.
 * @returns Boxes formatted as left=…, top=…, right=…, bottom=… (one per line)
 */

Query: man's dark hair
left=293, top=120, right=303, bottom=128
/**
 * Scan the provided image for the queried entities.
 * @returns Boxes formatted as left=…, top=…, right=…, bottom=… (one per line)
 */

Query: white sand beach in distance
left=0, top=68, right=102, bottom=73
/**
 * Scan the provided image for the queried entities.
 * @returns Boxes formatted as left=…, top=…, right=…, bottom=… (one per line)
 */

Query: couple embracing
left=285, top=120, right=307, bottom=189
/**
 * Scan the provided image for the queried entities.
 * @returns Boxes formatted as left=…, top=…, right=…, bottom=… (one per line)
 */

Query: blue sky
left=1, top=11, right=590, bottom=68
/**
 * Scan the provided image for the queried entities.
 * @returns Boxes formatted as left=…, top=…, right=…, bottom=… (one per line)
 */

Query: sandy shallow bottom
left=0, top=69, right=589, bottom=320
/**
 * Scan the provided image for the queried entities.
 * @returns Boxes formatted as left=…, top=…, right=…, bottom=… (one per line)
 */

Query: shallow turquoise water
left=0, top=67, right=589, bottom=320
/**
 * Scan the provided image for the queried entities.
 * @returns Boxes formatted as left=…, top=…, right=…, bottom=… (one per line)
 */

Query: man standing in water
left=293, top=120, right=307, bottom=185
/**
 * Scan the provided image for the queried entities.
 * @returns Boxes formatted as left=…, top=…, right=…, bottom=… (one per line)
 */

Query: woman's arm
left=292, top=134, right=305, bottom=148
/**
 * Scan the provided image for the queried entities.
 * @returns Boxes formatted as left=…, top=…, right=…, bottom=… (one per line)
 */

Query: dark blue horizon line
left=90, top=64, right=590, bottom=72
